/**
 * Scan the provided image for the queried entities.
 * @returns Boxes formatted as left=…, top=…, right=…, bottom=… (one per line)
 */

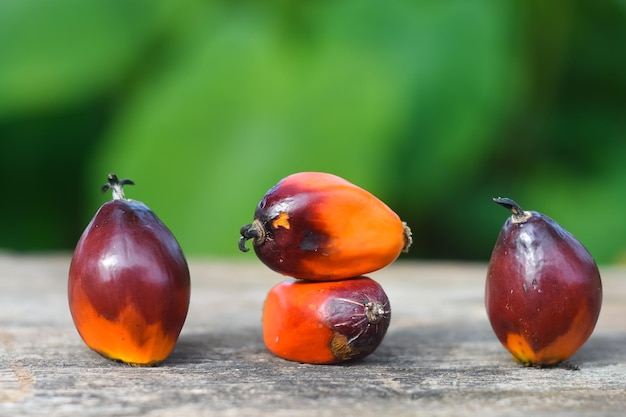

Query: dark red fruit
left=486, top=197, right=602, bottom=366
left=239, top=172, right=412, bottom=281
left=68, top=174, right=190, bottom=366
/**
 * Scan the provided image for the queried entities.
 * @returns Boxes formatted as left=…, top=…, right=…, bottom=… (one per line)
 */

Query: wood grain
left=1, top=254, right=625, bottom=416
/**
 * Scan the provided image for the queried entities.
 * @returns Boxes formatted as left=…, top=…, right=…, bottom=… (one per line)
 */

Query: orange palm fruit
left=239, top=172, right=412, bottom=281
left=263, top=277, right=391, bottom=364
left=68, top=174, right=190, bottom=366
left=486, top=197, right=602, bottom=366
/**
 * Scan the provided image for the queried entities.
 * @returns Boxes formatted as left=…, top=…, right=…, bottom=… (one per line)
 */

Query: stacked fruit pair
left=238, top=172, right=412, bottom=364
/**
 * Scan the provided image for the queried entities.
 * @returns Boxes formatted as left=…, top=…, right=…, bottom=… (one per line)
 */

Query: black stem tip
left=492, top=197, right=524, bottom=215
left=102, top=173, right=135, bottom=200
left=493, top=197, right=532, bottom=224
left=238, top=222, right=263, bottom=252
left=101, top=173, right=135, bottom=193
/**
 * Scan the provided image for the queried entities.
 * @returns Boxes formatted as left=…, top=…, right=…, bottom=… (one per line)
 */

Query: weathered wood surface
left=1, top=254, right=625, bottom=417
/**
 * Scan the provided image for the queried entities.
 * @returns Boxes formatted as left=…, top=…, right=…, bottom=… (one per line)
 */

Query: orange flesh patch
left=272, top=212, right=291, bottom=230
left=71, top=294, right=177, bottom=366
left=505, top=309, right=593, bottom=366
left=506, top=334, right=541, bottom=365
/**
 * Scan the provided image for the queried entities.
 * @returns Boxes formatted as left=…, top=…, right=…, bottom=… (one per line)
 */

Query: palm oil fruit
left=485, top=197, right=602, bottom=367
left=239, top=172, right=412, bottom=281
left=68, top=174, right=190, bottom=366
left=263, top=276, right=390, bottom=364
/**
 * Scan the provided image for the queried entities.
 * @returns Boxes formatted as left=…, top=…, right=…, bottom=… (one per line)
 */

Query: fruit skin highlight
left=262, top=276, right=391, bottom=364
left=239, top=172, right=412, bottom=281
left=485, top=197, right=602, bottom=367
left=68, top=174, right=190, bottom=366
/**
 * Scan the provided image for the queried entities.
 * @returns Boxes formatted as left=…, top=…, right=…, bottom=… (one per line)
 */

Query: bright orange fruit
left=262, top=276, right=391, bottom=364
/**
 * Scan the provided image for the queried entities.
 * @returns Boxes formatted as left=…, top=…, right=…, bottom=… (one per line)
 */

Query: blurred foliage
left=1, top=0, right=625, bottom=264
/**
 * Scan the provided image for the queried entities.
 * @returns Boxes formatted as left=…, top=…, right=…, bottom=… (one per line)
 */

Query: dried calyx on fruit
left=68, top=173, right=190, bottom=366
left=485, top=197, right=602, bottom=367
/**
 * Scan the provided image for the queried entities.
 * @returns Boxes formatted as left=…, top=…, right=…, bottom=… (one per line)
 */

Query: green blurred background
left=1, top=0, right=625, bottom=264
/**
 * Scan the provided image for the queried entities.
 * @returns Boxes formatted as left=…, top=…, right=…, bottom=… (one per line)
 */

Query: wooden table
left=1, top=254, right=625, bottom=416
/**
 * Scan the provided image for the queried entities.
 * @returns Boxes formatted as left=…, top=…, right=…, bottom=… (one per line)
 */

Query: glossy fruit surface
left=68, top=174, right=190, bottom=366
left=485, top=197, right=602, bottom=366
left=239, top=172, right=411, bottom=281
left=263, top=276, right=391, bottom=364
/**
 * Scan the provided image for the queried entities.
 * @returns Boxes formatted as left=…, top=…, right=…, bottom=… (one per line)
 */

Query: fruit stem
left=493, top=197, right=532, bottom=224
left=102, top=173, right=135, bottom=200
left=238, top=219, right=266, bottom=252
